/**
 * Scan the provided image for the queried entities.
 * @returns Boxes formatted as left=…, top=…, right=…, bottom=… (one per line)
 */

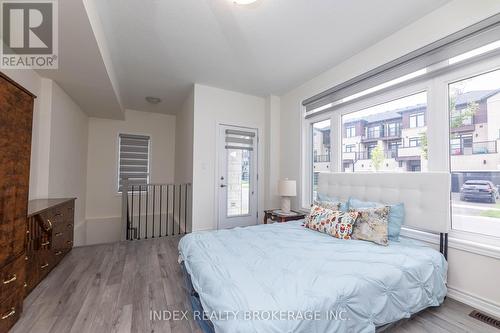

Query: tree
left=449, top=86, right=478, bottom=129
left=371, top=143, right=384, bottom=171
left=420, top=132, right=428, bottom=160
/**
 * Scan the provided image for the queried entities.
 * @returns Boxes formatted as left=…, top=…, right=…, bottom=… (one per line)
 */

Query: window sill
left=400, top=227, right=500, bottom=260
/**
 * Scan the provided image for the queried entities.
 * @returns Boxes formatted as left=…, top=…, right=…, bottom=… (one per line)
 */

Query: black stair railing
left=121, top=181, right=192, bottom=240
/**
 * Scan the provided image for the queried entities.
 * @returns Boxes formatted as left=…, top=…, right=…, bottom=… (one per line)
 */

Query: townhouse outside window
left=341, top=92, right=428, bottom=172
left=449, top=69, right=500, bottom=238
left=409, top=112, right=425, bottom=128
left=409, top=137, right=421, bottom=147
left=345, top=144, right=355, bottom=153
left=346, top=126, right=355, bottom=138
left=312, top=119, right=331, bottom=200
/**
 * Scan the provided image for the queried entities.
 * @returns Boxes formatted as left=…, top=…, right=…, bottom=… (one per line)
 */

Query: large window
left=449, top=69, right=500, bottom=238
left=303, top=37, right=500, bottom=244
left=312, top=120, right=331, bottom=200
left=341, top=92, right=428, bottom=172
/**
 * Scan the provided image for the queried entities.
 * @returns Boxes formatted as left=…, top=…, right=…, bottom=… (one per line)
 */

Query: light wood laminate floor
left=11, top=237, right=498, bottom=333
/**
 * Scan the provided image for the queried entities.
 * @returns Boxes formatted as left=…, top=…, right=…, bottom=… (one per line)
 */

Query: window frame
left=345, top=144, right=355, bottom=153
left=409, top=112, right=425, bottom=128
left=345, top=125, right=356, bottom=138
left=409, top=137, right=422, bottom=147
left=308, top=118, right=334, bottom=203
left=301, top=51, right=500, bottom=248
left=443, top=61, right=500, bottom=245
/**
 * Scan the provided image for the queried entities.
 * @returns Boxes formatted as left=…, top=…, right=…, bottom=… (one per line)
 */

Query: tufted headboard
left=317, top=172, right=451, bottom=234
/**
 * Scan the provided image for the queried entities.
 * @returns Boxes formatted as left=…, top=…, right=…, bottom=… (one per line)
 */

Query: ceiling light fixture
left=145, top=96, right=162, bottom=104
left=232, top=0, right=258, bottom=5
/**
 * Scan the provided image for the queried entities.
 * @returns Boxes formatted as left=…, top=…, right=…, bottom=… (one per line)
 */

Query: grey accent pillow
left=314, top=200, right=341, bottom=211
left=351, top=206, right=390, bottom=246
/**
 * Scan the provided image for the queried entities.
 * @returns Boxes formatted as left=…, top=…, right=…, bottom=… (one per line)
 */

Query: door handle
left=220, top=184, right=227, bottom=188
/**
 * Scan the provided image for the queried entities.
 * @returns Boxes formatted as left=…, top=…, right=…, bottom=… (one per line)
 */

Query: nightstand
left=263, top=209, right=306, bottom=224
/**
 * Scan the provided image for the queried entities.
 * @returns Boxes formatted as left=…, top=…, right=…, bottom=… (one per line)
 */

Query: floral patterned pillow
left=305, top=205, right=359, bottom=240
left=351, top=207, right=390, bottom=246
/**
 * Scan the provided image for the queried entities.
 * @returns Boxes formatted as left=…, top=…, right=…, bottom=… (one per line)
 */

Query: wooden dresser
left=25, top=199, right=75, bottom=295
left=0, top=72, right=35, bottom=333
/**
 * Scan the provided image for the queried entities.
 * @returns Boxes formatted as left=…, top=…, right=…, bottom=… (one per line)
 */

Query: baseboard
left=447, top=286, right=500, bottom=318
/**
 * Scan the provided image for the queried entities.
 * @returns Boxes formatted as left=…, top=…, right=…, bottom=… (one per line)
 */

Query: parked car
left=460, top=180, right=499, bottom=203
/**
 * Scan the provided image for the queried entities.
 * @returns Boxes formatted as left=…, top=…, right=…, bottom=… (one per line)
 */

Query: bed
left=179, top=172, right=450, bottom=333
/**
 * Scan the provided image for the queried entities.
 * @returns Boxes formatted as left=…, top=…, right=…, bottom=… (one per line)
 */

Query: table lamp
left=278, top=179, right=296, bottom=213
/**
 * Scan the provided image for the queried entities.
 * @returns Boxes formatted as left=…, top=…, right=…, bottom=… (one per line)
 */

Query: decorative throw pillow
left=351, top=206, right=390, bottom=246
left=314, top=200, right=341, bottom=211
left=304, top=204, right=335, bottom=229
left=317, top=193, right=339, bottom=202
left=334, top=210, right=359, bottom=240
left=348, top=197, right=404, bottom=241
left=305, top=205, right=358, bottom=240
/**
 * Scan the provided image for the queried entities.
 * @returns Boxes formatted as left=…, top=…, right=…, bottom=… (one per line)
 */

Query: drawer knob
left=67, top=241, right=73, bottom=245
left=3, top=274, right=17, bottom=285
left=24, top=282, right=27, bottom=288
left=55, top=232, right=63, bottom=237
left=1, top=308, right=15, bottom=320
left=41, top=241, right=50, bottom=246
left=55, top=251, right=63, bottom=256
left=67, top=224, right=72, bottom=228
left=40, top=263, right=49, bottom=269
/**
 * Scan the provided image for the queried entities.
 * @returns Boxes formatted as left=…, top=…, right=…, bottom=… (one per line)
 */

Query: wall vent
left=469, top=310, right=500, bottom=330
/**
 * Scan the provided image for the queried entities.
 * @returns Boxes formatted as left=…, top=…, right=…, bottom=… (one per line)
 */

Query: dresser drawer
left=23, top=253, right=37, bottom=296
left=36, top=250, right=54, bottom=280
left=52, top=229, right=72, bottom=250
left=0, top=291, right=22, bottom=333
left=0, top=255, right=25, bottom=303
left=35, top=208, right=64, bottom=230
left=53, top=217, right=73, bottom=235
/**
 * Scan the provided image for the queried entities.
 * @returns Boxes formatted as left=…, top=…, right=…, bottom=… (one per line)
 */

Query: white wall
left=48, top=81, right=89, bottom=246
left=175, top=87, right=194, bottom=184
left=264, top=95, right=281, bottom=210
left=85, top=109, right=176, bottom=245
left=279, top=0, right=500, bottom=315
left=192, top=84, right=266, bottom=231
left=1, top=68, right=89, bottom=246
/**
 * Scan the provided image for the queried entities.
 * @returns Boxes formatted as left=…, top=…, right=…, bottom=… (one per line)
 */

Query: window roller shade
left=225, top=129, right=255, bottom=151
left=119, top=134, right=150, bottom=192
left=303, top=13, right=500, bottom=118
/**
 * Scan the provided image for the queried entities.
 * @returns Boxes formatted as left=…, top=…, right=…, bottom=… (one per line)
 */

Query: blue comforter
left=179, top=221, right=447, bottom=333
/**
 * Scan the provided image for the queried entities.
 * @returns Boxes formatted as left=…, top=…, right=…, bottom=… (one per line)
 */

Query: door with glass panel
left=218, top=125, right=258, bottom=229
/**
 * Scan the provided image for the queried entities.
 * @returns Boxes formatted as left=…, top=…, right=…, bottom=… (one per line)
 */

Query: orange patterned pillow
left=305, top=205, right=359, bottom=240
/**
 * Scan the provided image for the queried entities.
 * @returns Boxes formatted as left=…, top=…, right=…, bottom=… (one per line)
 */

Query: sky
left=450, top=68, right=500, bottom=93
left=342, top=92, right=427, bottom=122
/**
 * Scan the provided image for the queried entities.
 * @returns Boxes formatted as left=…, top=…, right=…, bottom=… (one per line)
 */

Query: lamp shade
left=278, top=179, right=296, bottom=197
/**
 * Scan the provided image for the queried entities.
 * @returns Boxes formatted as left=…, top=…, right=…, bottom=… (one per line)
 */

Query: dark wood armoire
left=0, top=72, right=35, bottom=333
